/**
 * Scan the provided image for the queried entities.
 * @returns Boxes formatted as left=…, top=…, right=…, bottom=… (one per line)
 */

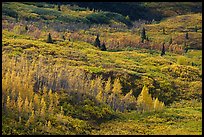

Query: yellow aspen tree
left=6, top=95, right=11, bottom=111
left=60, top=106, right=64, bottom=115
left=29, top=99, right=34, bottom=112
left=137, top=85, right=153, bottom=112
left=27, top=85, right=34, bottom=101
left=159, top=101, right=165, bottom=110
left=40, top=97, right=46, bottom=118
left=47, top=120, right=52, bottom=130
left=54, top=92, right=59, bottom=107
left=112, top=78, right=122, bottom=94
left=123, top=89, right=136, bottom=103
left=107, top=93, right=115, bottom=110
left=25, top=110, right=35, bottom=127
left=17, top=92, right=24, bottom=114
left=96, top=90, right=103, bottom=103
left=94, top=77, right=101, bottom=96
left=23, top=97, right=29, bottom=113
left=48, top=90, right=54, bottom=114
left=111, top=78, right=123, bottom=111
left=42, top=86, right=48, bottom=100
left=18, top=116, right=22, bottom=124
left=33, top=93, right=40, bottom=111
left=48, top=101, right=54, bottom=115
left=104, top=77, right=111, bottom=103
left=96, top=81, right=104, bottom=102
left=11, top=89, right=16, bottom=101
left=105, top=77, right=111, bottom=94
left=153, top=97, right=160, bottom=111
left=48, top=89, right=53, bottom=103
left=90, top=80, right=95, bottom=95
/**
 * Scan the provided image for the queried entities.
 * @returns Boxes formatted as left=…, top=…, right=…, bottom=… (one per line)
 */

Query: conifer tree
left=46, top=33, right=53, bottom=43
left=184, top=41, right=188, bottom=53
left=25, top=25, right=28, bottom=31
left=141, top=27, right=146, bottom=43
left=161, top=43, right=165, bottom=56
left=194, top=26, right=198, bottom=32
left=61, top=35, right=66, bottom=41
left=94, top=34, right=101, bottom=48
left=169, top=37, right=172, bottom=45
left=58, top=4, right=61, bottom=11
left=185, top=32, right=189, bottom=39
left=100, top=43, right=107, bottom=51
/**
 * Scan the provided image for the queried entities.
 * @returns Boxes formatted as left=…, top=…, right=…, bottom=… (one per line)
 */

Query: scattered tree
left=100, top=43, right=107, bottom=51
left=58, top=5, right=61, bottom=11
left=94, top=34, right=100, bottom=48
left=46, top=33, right=53, bottom=43
left=153, top=97, right=164, bottom=111
left=162, top=27, right=165, bottom=34
left=185, top=32, right=189, bottom=39
left=137, top=85, right=153, bottom=112
left=25, top=25, right=28, bottom=31
left=161, top=43, right=165, bottom=56
left=184, top=41, right=189, bottom=53
left=141, top=27, right=146, bottom=43
left=61, top=35, right=66, bottom=41
left=194, top=26, right=198, bottom=32
left=169, top=37, right=172, bottom=45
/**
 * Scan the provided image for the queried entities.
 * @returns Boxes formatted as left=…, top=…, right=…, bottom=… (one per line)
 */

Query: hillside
left=69, top=2, right=202, bottom=21
left=2, top=2, right=202, bottom=135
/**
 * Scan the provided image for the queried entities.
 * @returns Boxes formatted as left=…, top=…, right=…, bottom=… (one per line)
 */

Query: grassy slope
left=2, top=2, right=202, bottom=135
left=91, top=100, right=202, bottom=135
left=2, top=2, right=131, bottom=26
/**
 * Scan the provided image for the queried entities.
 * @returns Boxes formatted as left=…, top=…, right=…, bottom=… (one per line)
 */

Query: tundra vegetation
left=2, top=2, right=202, bottom=135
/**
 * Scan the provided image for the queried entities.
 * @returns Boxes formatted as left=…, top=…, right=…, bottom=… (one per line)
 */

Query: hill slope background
left=2, top=2, right=202, bottom=135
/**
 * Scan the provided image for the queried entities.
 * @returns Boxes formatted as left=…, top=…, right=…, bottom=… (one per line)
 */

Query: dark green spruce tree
left=58, top=4, right=61, bottom=11
left=194, top=26, right=198, bottom=32
left=184, top=41, right=188, bottom=53
left=169, top=37, right=172, bottom=45
left=94, top=34, right=101, bottom=48
left=46, top=33, right=53, bottom=43
left=185, top=32, right=189, bottom=39
left=161, top=43, right=165, bottom=56
left=100, top=43, right=107, bottom=51
left=141, top=27, right=146, bottom=43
